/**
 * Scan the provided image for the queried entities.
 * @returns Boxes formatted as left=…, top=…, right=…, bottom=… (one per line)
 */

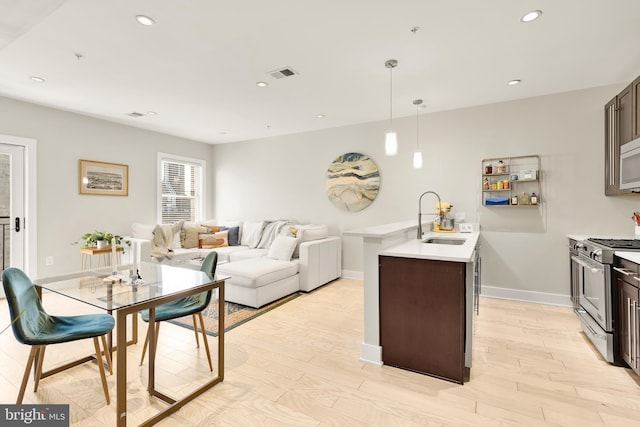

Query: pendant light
left=384, top=59, right=398, bottom=156
left=413, top=99, right=423, bottom=169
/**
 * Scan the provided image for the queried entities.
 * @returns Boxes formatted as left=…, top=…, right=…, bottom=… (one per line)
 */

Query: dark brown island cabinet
left=614, top=256, right=640, bottom=375
left=379, top=255, right=476, bottom=384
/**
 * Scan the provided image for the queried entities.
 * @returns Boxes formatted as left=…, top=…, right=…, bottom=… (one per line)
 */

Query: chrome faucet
left=417, top=191, right=442, bottom=239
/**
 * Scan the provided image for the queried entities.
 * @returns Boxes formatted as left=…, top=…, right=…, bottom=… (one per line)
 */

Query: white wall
left=212, top=84, right=640, bottom=298
left=0, top=95, right=213, bottom=276
left=2, top=84, right=639, bottom=296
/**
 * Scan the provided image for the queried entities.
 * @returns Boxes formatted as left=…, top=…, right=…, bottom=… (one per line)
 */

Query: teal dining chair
left=139, top=251, right=218, bottom=371
left=1, top=267, right=115, bottom=404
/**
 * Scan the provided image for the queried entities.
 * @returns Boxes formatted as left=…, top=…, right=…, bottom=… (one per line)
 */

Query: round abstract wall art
left=326, top=152, right=380, bottom=212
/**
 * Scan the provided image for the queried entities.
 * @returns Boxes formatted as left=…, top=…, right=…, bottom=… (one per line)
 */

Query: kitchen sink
left=422, top=237, right=466, bottom=245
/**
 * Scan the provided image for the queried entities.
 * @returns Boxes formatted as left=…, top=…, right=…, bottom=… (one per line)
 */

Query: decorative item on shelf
left=504, top=180, right=510, bottom=189
left=518, top=192, right=530, bottom=206
left=486, top=197, right=509, bottom=205
left=483, top=177, right=489, bottom=190
left=511, top=194, right=519, bottom=205
left=510, top=174, right=518, bottom=181
left=497, top=180, right=504, bottom=189
left=530, top=192, right=538, bottom=205
left=520, top=169, right=537, bottom=180
left=496, top=160, right=507, bottom=174
left=384, top=59, right=398, bottom=156
left=485, top=164, right=492, bottom=174
left=491, top=183, right=497, bottom=190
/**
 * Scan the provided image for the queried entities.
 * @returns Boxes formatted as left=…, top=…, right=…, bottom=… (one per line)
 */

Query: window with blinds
left=159, top=155, right=204, bottom=224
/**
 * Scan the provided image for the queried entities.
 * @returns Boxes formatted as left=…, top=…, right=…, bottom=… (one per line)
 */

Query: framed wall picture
left=79, top=159, right=129, bottom=196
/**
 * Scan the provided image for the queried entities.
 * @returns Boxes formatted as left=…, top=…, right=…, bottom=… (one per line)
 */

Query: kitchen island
left=344, top=221, right=480, bottom=383
left=379, top=232, right=480, bottom=383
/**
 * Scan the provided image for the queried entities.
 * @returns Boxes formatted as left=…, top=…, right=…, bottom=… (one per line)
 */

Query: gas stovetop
left=587, top=238, right=640, bottom=250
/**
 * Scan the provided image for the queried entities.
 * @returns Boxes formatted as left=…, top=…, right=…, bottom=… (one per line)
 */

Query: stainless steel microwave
left=620, top=137, right=640, bottom=190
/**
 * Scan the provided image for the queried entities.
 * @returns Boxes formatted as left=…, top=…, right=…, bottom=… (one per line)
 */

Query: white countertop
left=343, top=220, right=417, bottom=239
left=379, top=231, right=480, bottom=262
left=615, top=251, right=640, bottom=264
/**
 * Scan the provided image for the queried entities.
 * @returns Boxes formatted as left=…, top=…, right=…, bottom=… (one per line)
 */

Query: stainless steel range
left=570, top=237, right=640, bottom=362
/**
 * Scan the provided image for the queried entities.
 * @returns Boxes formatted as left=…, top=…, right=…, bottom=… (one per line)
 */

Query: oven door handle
left=583, top=319, right=599, bottom=337
left=571, top=256, right=601, bottom=273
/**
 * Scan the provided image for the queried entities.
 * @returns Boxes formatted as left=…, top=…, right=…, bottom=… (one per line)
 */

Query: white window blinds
left=159, top=155, right=204, bottom=224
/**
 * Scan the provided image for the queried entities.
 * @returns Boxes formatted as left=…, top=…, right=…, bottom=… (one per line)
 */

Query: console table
left=80, top=246, right=123, bottom=270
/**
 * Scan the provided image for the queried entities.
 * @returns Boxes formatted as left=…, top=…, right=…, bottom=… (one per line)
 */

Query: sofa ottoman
left=217, top=257, right=300, bottom=308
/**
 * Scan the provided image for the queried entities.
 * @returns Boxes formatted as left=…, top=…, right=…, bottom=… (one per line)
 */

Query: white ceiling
left=1, top=0, right=640, bottom=144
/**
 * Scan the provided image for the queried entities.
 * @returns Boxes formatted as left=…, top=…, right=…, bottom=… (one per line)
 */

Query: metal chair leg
left=140, top=323, right=160, bottom=366
left=93, top=337, right=110, bottom=404
left=192, top=314, right=200, bottom=347
left=101, top=335, right=113, bottom=375
left=33, top=346, right=46, bottom=392
left=17, top=346, right=39, bottom=404
left=197, top=313, right=213, bottom=371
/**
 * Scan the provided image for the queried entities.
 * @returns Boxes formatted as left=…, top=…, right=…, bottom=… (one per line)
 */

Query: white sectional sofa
left=123, top=220, right=341, bottom=308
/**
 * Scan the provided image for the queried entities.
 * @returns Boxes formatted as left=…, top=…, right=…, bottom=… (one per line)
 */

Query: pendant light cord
left=416, top=103, right=419, bottom=149
left=389, top=66, right=393, bottom=128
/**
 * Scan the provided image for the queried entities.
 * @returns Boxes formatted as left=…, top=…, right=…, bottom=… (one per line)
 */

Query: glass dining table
left=35, top=261, right=229, bottom=427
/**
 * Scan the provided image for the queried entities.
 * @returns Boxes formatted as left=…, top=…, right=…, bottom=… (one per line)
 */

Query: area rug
left=167, top=292, right=301, bottom=337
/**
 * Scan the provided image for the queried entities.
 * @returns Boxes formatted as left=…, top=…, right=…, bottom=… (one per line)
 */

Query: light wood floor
left=1, top=278, right=639, bottom=426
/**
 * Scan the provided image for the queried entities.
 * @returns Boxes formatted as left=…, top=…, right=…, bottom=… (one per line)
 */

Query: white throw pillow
left=267, top=235, right=298, bottom=261
left=132, top=223, right=155, bottom=240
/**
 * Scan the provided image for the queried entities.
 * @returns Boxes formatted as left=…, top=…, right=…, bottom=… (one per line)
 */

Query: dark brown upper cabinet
left=605, top=97, right=620, bottom=196
left=604, top=77, right=640, bottom=196
left=634, top=76, right=640, bottom=139
left=618, top=83, right=633, bottom=145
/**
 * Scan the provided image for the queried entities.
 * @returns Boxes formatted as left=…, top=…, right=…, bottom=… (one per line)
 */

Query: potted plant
left=79, top=231, right=130, bottom=253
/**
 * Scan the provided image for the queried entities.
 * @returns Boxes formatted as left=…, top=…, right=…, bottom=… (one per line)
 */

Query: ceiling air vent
left=268, top=67, right=298, bottom=79
left=126, top=112, right=145, bottom=118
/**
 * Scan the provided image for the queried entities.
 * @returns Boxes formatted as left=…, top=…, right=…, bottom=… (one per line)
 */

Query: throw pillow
left=287, top=226, right=299, bottom=238
left=221, top=226, right=240, bottom=246
left=132, top=223, right=155, bottom=240
left=182, top=224, right=207, bottom=249
left=199, top=230, right=229, bottom=249
left=201, top=225, right=221, bottom=233
left=267, top=235, right=297, bottom=261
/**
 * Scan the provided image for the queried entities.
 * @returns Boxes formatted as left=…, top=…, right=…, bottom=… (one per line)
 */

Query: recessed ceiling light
left=29, top=76, right=45, bottom=83
left=256, top=81, right=268, bottom=87
left=507, top=79, right=521, bottom=86
left=146, top=111, right=157, bottom=116
left=521, top=10, right=542, bottom=23
left=316, top=114, right=325, bottom=119
left=219, top=131, right=228, bottom=135
left=135, top=15, right=155, bottom=26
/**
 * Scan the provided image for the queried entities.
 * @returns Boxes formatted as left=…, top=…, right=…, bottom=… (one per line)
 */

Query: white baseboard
left=481, top=285, right=572, bottom=307
left=341, top=269, right=363, bottom=280
left=360, top=342, right=382, bottom=366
